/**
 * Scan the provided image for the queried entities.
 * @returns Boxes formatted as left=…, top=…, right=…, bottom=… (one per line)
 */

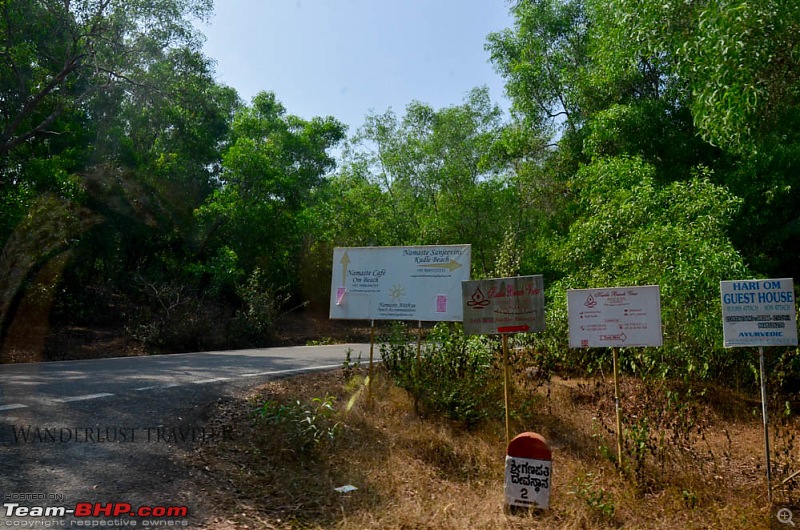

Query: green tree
left=585, top=0, right=800, bottom=278
left=486, top=0, right=589, bottom=135
left=593, top=0, right=800, bottom=153
left=487, top=1, right=794, bottom=382
left=544, top=156, right=752, bottom=380
left=338, top=88, right=514, bottom=275
left=0, top=0, right=213, bottom=160
left=195, top=91, right=346, bottom=298
left=0, top=0, right=236, bottom=352
left=42, top=43, right=237, bottom=341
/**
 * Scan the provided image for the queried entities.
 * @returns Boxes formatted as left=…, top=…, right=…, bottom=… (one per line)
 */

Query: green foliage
left=570, top=473, right=616, bottom=520
left=234, top=268, right=291, bottom=340
left=0, top=0, right=212, bottom=159
left=491, top=0, right=800, bottom=286
left=486, top=0, right=589, bottom=135
left=529, top=156, right=753, bottom=381
left=256, top=395, right=340, bottom=453
left=336, top=88, right=517, bottom=276
left=381, top=322, right=503, bottom=427
left=595, top=0, right=800, bottom=153
left=341, top=348, right=363, bottom=381
left=195, top=91, right=346, bottom=297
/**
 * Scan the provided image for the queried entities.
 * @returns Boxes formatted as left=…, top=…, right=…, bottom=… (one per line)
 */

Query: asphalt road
left=0, top=343, right=373, bottom=526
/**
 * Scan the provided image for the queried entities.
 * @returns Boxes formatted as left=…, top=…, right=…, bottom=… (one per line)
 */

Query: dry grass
left=187, top=365, right=797, bottom=529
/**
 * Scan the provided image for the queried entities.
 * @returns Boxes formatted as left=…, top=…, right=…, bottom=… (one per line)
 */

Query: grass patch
left=188, top=364, right=793, bottom=529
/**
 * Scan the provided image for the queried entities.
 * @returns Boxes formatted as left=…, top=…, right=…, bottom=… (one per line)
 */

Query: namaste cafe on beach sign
left=329, top=245, right=471, bottom=321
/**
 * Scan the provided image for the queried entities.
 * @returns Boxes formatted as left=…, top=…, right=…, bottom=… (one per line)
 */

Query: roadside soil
left=182, top=367, right=797, bottom=529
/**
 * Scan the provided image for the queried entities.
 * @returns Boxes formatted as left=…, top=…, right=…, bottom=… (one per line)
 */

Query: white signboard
left=461, top=275, right=545, bottom=335
left=329, top=245, right=471, bottom=321
left=504, top=456, right=551, bottom=509
left=721, top=278, right=797, bottom=347
left=568, top=285, right=663, bottom=348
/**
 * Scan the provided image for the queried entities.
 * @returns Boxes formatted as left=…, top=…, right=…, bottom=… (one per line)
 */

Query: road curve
left=0, top=343, right=373, bottom=526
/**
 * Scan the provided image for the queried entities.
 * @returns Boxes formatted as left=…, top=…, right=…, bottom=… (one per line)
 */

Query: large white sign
left=721, top=278, right=797, bottom=347
left=461, top=276, right=545, bottom=335
left=568, top=286, right=663, bottom=348
left=329, top=245, right=471, bottom=321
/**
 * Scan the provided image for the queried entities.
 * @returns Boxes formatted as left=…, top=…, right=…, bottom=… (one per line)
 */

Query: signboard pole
left=612, top=347, right=623, bottom=467
left=759, top=345, right=772, bottom=502
left=416, top=320, right=423, bottom=364
left=719, top=278, right=798, bottom=503
left=566, top=286, right=664, bottom=469
left=502, top=334, right=511, bottom=448
left=368, top=320, right=375, bottom=405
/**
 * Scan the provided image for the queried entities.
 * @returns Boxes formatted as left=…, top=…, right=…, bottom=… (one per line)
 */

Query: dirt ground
left=183, top=367, right=798, bottom=529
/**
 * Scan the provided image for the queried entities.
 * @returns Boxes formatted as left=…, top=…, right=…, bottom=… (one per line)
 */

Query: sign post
left=462, top=275, right=548, bottom=512
left=462, top=275, right=545, bottom=447
left=759, top=345, right=771, bottom=501
left=612, top=346, right=622, bottom=467
left=567, top=285, right=663, bottom=467
left=330, top=245, right=471, bottom=399
left=720, top=278, right=798, bottom=502
left=502, top=334, right=511, bottom=445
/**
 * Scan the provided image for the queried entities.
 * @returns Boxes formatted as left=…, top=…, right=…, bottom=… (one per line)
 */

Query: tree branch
left=0, top=55, right=83, bottom=156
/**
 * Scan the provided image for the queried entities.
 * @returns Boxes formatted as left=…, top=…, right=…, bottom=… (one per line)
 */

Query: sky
left=197, top=0, right=515, bottom=134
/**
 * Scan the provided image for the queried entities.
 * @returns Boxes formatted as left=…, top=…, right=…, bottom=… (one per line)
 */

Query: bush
left=234, top=267, right=290, bottom=341
left=127, top=274, right=233, bottom=352
left=254, top=394, right=340, bottom=454
left=127, top=266, right=290, bottom=352
left=380, top=322, right=503, bottom=427
left=530, top=158, right=756, bottom=385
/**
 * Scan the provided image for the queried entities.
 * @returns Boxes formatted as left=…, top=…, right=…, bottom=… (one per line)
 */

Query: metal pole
left=503, top=334, right=511, bottom=448
left=368, top=320, right=375, bottom=405
left=413, top=320, right=423, bottom=414
left=613, top=347, right=623, bottom=468
left=759, top=346, right=772, bottom=503
left=416, top=320, right=422, bottom=364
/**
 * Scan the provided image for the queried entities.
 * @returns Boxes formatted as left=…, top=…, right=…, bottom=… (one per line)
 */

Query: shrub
left=380, top=322, right=503, bottom=427
left=234, top=267, right=291, bottom=341
left=529, top=157, right=755, bottom=385
left=254, top=394, right=340, bottom=454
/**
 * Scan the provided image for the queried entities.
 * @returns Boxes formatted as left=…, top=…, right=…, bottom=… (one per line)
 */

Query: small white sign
left=567, top=285, right=663, bottom=348
left=720, top=278, right=797, bottom=347
left=329, top=245, right=471, bottom=321
left=504, top=456, right=551, bottom=509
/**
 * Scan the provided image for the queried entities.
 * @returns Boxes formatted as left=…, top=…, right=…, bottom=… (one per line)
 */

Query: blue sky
left=197, top=0, right=514, bottom=134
